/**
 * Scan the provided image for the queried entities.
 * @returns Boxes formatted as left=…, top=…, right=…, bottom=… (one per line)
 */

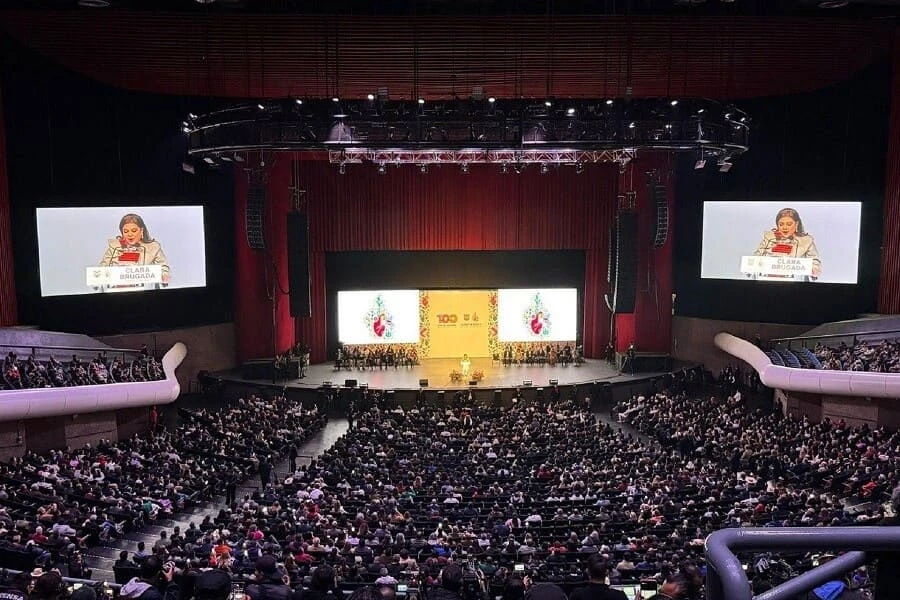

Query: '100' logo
left=436, top=314, right=458, bottom=323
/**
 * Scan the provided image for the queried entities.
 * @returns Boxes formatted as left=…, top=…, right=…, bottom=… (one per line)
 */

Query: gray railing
left=705, top=527, right=900, bottom=600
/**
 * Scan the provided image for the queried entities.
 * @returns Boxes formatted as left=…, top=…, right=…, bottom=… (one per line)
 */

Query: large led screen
left=337, top=290, right=421, bottom=344
left=497, top=288, right=578, bottom=342
left=36, top=206, right=207, bottom=296
left=700, top=201, right=861, bottom=284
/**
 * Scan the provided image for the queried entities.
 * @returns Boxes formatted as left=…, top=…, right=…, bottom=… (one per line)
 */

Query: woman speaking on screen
left=753, top=207, right=821, bottom=279
left=99, top=213, right=171, bottom=285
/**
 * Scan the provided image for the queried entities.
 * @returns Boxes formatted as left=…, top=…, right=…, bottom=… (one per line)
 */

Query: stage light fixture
left=606, top=99, right=614, bottom=105
left=332, top=97, right=340, bottom=103
left=419, top=163, right=428, bottom=174
left=188, top=113, right=197, bottom=120
left=418, top=98, right=425, bottom=105
left=257, top=103, right=265, bottom=110
left=338, top=162, right=347, bottom=175
left=181, top=161, right=196, bottom=174
left=488, top=97, right=496, bottom=103
left=545, top=100, right=553, bottom=107
left=575, top=163, right=584, bottom=174
left=566, top=107, right=576, bottom=116
left=367, top=93, right=375, bottom=101
left=718, top=159, right=733, bottom=172
left=295, top=99, right=303, bottom=105
left=377, top=163, right=387, bottom=175
left=670, top=100, right=679, bottom=106
left=202, top=156, right=216, bottom=165
left=233, top=153, right=245, bottom=163
left=460, top=163, right=469, bottom=174
left=500, top=163, right=509, bottom=174
left=628, top=122, right=636, bottom=128
left=540, top=163, right=549, bottom=174
left=219, top=154, right=233, bottom=162
left=694, top=158, right=707, bottom=170
left=181, top=126, right=190, bottom=134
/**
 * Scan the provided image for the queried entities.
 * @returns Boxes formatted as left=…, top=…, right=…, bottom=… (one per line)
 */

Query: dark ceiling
left=3, top=0, right=900, bottom=17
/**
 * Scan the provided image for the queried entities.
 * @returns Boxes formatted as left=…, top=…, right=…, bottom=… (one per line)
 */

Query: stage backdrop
left=423, top=290, right=494, bottom=359
left=237, top=160, right=620, bottom=363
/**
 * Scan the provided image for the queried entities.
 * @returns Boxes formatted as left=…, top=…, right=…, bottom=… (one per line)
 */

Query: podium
left=740, top=256, right=814, bottom=280
left=86, top=265, right=164, bottom=291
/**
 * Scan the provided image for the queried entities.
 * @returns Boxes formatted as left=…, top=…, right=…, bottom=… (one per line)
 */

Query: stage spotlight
left=500, top=163, right=509, bottom=174
left=257, top=103, right=265, bottom=110
left=367, top=93, right=375, bottom=101
left=694, top=159, right=706, bottom=170
left=181, top=161, right=196, bottom=175
left=338, top=162, right=347, bottom=175
left=566, top=107, right=576, bottom=116
left=202, top=156, right=216, bottom=165
left=575, top=163, right=584, bottom=174
left=540, top=163, right=549, bottom=174
left=418, top=98, right=425, bottom=105
left=460, top=163, right=469, bottom=174
left=419, top=163, right=428, bottom=174
left=181, top=126, right=191, bottom=134
left=188, top=113, right=197, bottom=120
left=295, top=99, right=303, bottom=105
left=718, top=160, right=733, bottom=173
left=233, top=153, right=245, bottom=163
left=628, top=122, right=636, bottom=129
left=377, top=163, right=387, bottom=175
left=670, top=99, right=679, bottom=106
left=219, top=154, right=233, bottom=163
left=488, top=97, right=496, bottom=103
left=606, top=99, right=614, bottom=105
left=332, top=97, right=340, bottom=103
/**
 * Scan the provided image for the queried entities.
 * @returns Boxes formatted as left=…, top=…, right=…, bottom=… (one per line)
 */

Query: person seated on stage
left=548, top=346, right=558, bottom=366
left=460, top=353, right=471, bottom=376
left=386, top=346, right=396, bottom=368
left=563, top=344, right=573, bottom=365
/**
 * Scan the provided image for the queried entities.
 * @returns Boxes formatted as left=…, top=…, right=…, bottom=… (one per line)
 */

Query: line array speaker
left=611, top=210, right=638, bottom=313
left=651, top=184, right=669, bottom=247
left=246, top=182, right=266, bottom=250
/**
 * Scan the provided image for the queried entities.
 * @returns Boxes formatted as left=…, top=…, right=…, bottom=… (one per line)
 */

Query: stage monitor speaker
left=549, top=379, right=559, bottom=386
left=246, top=182, right=266, bottom=250
left=419, top=379, right=429, bottom=388
left=287, top=211, right=311, bottom=318
left=322, top=381, right=333, bottom=387
left=344, top=379, right=358, bottom=388
left=523, top=380, right=533, bottom=387
left=469, top=380, right=478, bottom=386
left=612, top=211, right=638, bottom=313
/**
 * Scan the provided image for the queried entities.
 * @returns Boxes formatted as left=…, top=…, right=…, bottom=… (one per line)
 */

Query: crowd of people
left=499, top=344, right=583, bottom=367
left=812, top=339, right=900, bottom=373
left=0, top=394, right=326, bottom=594
left=85, top=382, right=891, bottom=600
left=2, top=349, right=165, bottom=391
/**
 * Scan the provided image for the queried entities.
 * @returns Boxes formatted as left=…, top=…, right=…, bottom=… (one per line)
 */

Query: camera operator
left=245, top=556, right=292, bottom=600
left=646, top=563, right=702, bottom=600
left=120, top=556, right=179, bottom=600
left=569, top=555, right=627, bottom=600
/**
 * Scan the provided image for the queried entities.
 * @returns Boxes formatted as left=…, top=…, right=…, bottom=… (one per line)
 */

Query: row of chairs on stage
left=495, top=344, right=585, bottom=367
left=333, top=346, right=420, bottom=371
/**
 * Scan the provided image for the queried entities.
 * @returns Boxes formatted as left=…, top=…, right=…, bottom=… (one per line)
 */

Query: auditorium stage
left=216, top=357, right=676, bottom=392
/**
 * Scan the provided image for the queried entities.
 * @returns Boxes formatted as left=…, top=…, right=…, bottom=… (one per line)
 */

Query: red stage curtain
left=878, top=28, right=900, bottom=314
left=615, top=154, right=675, bottom=354
left=233, top=160, right=294, bottom=362
left=0, top=83, right=17, bottom=327
left=237, top=160, right=619, bottom=363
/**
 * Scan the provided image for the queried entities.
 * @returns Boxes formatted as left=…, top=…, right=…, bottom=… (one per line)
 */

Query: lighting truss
left=185, top=98, right=749, bottom=167
left=329, top=149, right=636, bottom=166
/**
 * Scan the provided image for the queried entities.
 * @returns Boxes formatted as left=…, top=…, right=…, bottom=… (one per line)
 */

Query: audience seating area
left=2, top=350, right=165, bottom=390
left=0, top=394, right=325, bottom=583
left=766, top=338, right=900, bottom=372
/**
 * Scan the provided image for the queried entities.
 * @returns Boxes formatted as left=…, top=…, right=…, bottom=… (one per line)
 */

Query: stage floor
left=218, top=357, right=672, bottom=392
